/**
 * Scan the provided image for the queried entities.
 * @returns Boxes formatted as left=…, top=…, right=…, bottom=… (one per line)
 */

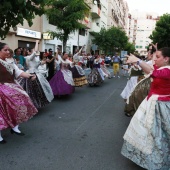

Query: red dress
left=148, top=68, right=170, bottom=101
left=0, top=62, right=38, bottom=130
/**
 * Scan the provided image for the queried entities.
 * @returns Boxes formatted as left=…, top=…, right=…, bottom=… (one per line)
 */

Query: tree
left=92, top=26, right=128, bottom=54
left=45, top=0, right=89, bottom=51
left=91, top=28, right=109, bottom=53
left=0, top=0, right=46, bottom=39
left=150, top=14, right=170, bottom=48
left=124, top=42, right=135, bottom=54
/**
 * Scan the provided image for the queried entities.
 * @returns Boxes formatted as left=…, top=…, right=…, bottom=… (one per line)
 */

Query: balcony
left=80, top=17, right=91, bottom=29
left=91, top=5, right=101, bottom=19
left=89, top=21, right=100, bottom=33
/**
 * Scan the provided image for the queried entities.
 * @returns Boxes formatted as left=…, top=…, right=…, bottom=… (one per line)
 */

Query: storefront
left=1, top=27, right=42, bottom=51
left=16, top=27, right=41, bottom=49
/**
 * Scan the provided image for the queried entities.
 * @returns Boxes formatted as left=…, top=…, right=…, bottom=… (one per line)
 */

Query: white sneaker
left=117, top=76, right=120, bottom=78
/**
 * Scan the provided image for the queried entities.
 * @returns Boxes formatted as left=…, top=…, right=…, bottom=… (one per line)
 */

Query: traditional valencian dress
left=49, top=57, right=75, bottom=95
left=120, top=65, right=143, bottom=100
left=70, top=53, right=87, bottom=87
left=124, top=60, right=153, bottom=116
left=87, top=58, right=105, bottom=86
left=0, top=59, right=37, bottom=130
left=100, top=59, right=111, bottom=79
left=121, top=66, right=170, bottom=170
left=19, top=52, right=54, bottom=109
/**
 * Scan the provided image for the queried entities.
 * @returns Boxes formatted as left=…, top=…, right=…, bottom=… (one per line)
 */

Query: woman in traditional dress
left=87, top=55, right=105, bottom=86
left=38, top=52, right=48, bottom=78
left=121, top=47, right=170, bottom=170
left=100, top=55, right=112, bottom=79
left=0, top=42, right=38, bottom=143
left=49, top=51, right=75, bottom=96
left=120, top=63, right=143, bottom=101
left=71, top=45, right=87, bottom=87
left=124, top=45, right=156, bottom=116
left=19, top=40, right=54, bottom=109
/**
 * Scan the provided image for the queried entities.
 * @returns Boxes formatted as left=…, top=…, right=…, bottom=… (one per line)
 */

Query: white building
left=107, top=0, right=129, bottom=31
left=128, top=10, right=159, bottom=55
left=88, top=0, right=109, bottom=54
left=42, top=13, right=91, bottom=54
left=42, top=0, right=109, bottom=55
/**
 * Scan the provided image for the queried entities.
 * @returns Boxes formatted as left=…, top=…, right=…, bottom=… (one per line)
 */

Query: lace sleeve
left=13, top=63, right=24, bottom=78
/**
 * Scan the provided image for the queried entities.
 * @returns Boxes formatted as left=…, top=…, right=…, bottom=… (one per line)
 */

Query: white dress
left=120, top=66, right=140, bottom=99
left=18, top=52, right=54, bottom=108
left=26, top=53, right=54, bottom=102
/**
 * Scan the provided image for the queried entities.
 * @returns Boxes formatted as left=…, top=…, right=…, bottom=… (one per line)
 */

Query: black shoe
left=10, top=129, right=25, bottom=136
left=125, top=113, right=132, bottom=117
left=0, top=140, right=7, bottom=144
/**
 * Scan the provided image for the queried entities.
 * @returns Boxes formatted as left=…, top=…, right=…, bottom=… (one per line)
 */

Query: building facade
left=107, top=0, right=129, bottom=32
left=86, top=0, right=109, bottom=54
left=1, top=0, right=129, bottom=55
left=128, top=10, right=159, bottom=55
left=1, top=16, right=42, bottom=51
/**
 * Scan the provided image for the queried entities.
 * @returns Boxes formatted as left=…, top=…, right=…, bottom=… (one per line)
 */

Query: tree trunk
left=63, top=39, right=67, bottom=52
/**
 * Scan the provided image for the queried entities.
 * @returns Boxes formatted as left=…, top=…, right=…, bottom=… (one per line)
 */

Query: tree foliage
left=92, top=26, right=128, bottom=54
left=124, top=42, right=135, bottom=54
left=150, top=14, right=170, bottom=48
left=0, top=0, right=46, bottom=39
left=45, top=0, right=89, bottom=51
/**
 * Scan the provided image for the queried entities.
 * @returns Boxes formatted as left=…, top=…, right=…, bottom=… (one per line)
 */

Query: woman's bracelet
left=137, top=59, right=142, bottom=66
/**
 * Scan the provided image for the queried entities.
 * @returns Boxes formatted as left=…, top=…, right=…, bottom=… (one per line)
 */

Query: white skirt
left=120, top=76, right=138, bottom=99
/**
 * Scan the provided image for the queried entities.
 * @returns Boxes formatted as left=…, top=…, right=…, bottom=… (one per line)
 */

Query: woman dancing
left=121, top=47, right=170, bottom=169
left=0, top=42, right=38, bottom=143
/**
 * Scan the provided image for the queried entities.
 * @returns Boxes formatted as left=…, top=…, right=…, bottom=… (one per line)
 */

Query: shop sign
left=43, top=32, right=53, bottom=40
left=17, top=27, right=41, bottom=39
left=121, top=51, right=127, bottom=58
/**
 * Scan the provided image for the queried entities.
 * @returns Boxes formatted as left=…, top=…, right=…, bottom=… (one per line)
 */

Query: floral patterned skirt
left=18, top=75, right=50, bottom=109
left=87, top=68, right=103, bottom=86
left=0, top=83, right=37, bottom=130
left=70, top=66, right=87, bottom=87
left=124, top=77, right=151, bottom=116
left=122, top=96, right=170, bottom=170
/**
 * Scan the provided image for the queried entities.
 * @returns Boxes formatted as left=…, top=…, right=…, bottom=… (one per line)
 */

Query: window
left=79, top=28, right=85, bottom=36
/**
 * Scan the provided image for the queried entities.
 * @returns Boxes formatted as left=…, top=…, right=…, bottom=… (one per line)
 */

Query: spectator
left=46, top=48, right=55, bottom=81
left=112, top=52, right=121, bottom=78
left=13, top=48, right=26, bottom=69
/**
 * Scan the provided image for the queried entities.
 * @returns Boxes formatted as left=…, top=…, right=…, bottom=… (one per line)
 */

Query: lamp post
left=77, top=29, right=79, bottom=50
left=93, top=0, right=97, bottom=5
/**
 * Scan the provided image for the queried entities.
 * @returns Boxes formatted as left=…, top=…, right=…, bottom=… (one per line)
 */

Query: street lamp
left=93, top=0, right=97, bottom=5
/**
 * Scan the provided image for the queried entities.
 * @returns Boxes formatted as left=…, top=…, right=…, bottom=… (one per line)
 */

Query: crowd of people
left=1, top=39, right=170, bottom=169
left=0, top=40, right=122, bottom=144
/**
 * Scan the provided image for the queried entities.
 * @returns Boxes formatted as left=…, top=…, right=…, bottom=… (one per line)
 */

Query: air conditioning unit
left=96, top=22, right=99, bottom=26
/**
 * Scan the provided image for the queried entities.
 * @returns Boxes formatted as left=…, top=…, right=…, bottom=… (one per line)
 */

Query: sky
left=126, top=0, right=170, bottom=16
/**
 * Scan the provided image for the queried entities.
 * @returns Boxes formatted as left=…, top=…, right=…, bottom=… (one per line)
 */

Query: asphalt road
left=0, top=70, right=144, bottom=170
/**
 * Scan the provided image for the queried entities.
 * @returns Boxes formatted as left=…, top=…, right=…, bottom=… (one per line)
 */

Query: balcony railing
left=91, top=5, right=101, bottom=19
